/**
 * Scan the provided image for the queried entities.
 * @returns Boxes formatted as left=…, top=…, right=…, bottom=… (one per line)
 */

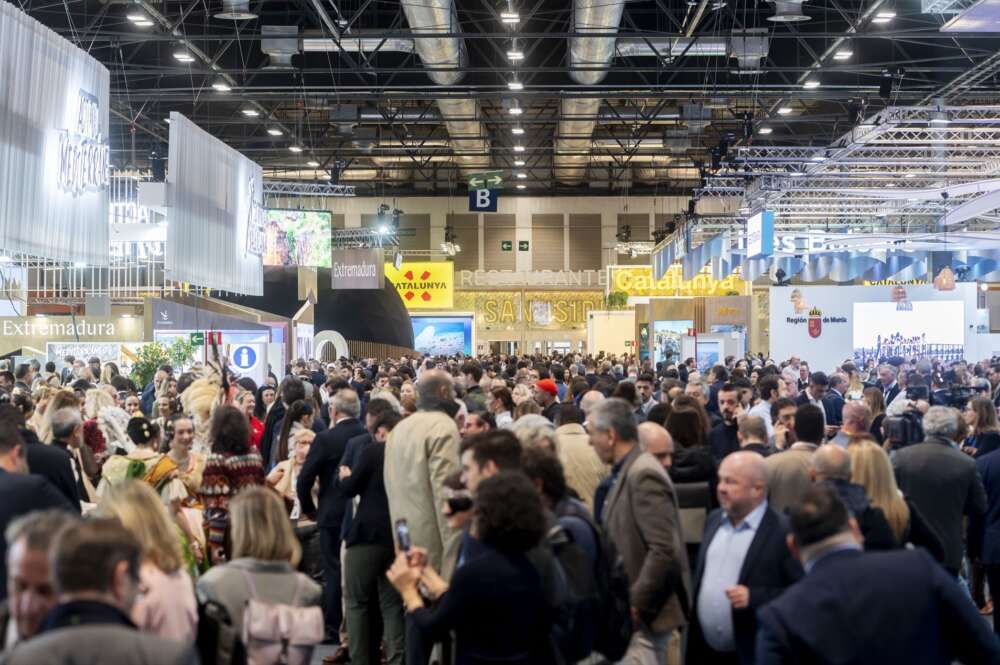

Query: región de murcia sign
left=58, top=90, right=109, bottom=196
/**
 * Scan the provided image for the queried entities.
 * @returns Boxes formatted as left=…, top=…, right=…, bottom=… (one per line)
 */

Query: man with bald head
left=810, top=445, right=896, bottom=551
left=687, top=451, right=803, bottom=665
left=578, top=389, right=606, bottom=418
left=639, top=421, right=673, bottom=471
left=829, top=401, right=870, bottom=448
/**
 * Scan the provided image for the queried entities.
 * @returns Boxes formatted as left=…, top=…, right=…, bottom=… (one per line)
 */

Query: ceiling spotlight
left=509, top=105, right=523, bottom=116
left=930, top=109, right=951, bottom=124
left=758, top=127, right=773, bottom=135
left=173, top=47, right=195, bottom=63
left=833, top=49, right=853, bottom=60
left=267, top=128, right=283, bottom=136
left=508, top=80, right=524, bottom=91
left=511, top=126, right=525, bottom=135
left=811, top=154, right=827, bottom=162
left=777, top=106, right=794, bottom=115
left=126, top=10, right=146, bottom=22
left=500, top=11, right=520, bottom=24
left=507, top=50, right=524, bottom=61
left=307, top=160, right=320, bottom=167
left=514, top=159, right=525, bottom=166
left=516, top=184, right=526, bottom=189
left=288, top=145, right=303, bottom=153
left=241, top=108, right=260, bottom=117
left=516, top=172, right=527, bottom=179
left=803, top=78, right=821, bottom=89
left=212, top=80, right=232, bottom=92
left=905, top=173, right=916, bottom=178
left=872, top=9, right=896, bottom=23
left=133, top=18, right=154, bottom=27
left=513, top=145, right=525, bottom=152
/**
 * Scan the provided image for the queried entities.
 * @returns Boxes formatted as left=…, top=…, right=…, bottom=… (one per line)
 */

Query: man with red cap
left=534, top=379, right=560, bottom=423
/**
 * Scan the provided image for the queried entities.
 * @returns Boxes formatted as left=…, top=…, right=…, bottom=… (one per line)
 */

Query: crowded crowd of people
left=0, top=349, right=998, bottom=664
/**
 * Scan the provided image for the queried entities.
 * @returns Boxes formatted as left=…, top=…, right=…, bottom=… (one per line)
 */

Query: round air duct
left=767, top=0, right=810, bottom=22
left=214, top=0, right=257, bottom=21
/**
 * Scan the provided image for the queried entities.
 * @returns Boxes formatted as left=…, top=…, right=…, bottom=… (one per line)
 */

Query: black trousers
left=987, top=564, right=1000, bottom=635
left=320, top=525, right=343, bottom=638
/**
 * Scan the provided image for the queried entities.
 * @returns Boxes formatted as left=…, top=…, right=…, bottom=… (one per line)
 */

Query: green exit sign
left=519, top=240, right=529, bottom=251
left=501, top=240, right=513, bottom=251
left=189, top=332, right=205, bottom=346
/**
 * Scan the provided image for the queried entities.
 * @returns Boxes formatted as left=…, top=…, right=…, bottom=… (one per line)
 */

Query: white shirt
left=747, top=401, right=775, bottom=438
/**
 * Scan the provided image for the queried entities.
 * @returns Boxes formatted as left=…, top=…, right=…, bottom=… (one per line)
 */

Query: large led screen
left=264, top=209, right=333, bottom=267
left=412, top=316, right=473, bottom=356
left=852, top=300, right=964, bottom=365
left=653, top=320, right=693, bottom=364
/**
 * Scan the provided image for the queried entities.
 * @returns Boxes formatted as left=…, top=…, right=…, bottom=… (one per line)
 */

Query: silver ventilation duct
left=261, top=26, right=298, bottom=69
left=555, top=0, right=627, bottom=184
left=615, top=37, right=729, bottom=59
left=768, top=0, right=810, bottom=22
left=214, top=0, right=257, bottom=21
left=729, top=29, right=771, bottom=70
left=302, top=33, right=416, bottom=53
left=400, top=0, right=489, bottom=173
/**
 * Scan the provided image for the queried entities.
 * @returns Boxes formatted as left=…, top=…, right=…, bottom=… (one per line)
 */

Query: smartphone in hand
left=395, top=519, right=412, bottom=552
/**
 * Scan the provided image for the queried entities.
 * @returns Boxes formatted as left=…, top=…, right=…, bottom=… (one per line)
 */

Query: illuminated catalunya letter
left=244, top=177, right=266, bottom=257
left=58, top=90, right=109, bottom=197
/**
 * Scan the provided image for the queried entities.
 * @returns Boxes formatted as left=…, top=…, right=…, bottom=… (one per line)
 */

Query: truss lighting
left=803, top=78, right=821, bottom=89
left=905, top=173, right=916, bottom=178
left=777, top=106, right=794, bottom=115
left=511, top=126, right=525, bottom=135
left=833, top=49, right=853, bottom=60
left=288, top=145, right=303, bottom=153
left=758, top=127, right=773, bottom=135
left=126, top=11, right=146, bottom=21
left=872, top=9, right=896, bottom=23
left=507, top=50, right=524, bottom=61
left=516, top=172, right=527, bottom=179
left=267, top=128, right=283, bottom=136
left=508, top=80, right=524, bottom=91
left=134, top=19, right=153, bottom=27
left=509, top=106, right=523, bottom=116
left=307, top=160, right=320, bottom=167
left=811, top=155, right=827, bottom=161
left=516, top=184, right=526, bottom=189
left=241, top=108, right=260, bottom=117
left=500, top=11, right=520, bottom=24
left=212, top=80, right=232, bottom=92
left=173, top=47, right=195, bottom=63
left=513, top=145, right=525, bottom=152
left=514, top=159, right=525, bottom=166
left=930, top=110, right=951, bottom=124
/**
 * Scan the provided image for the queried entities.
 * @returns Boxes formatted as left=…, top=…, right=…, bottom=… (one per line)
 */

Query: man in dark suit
left=297, top=389, right=366, bottom=644
left=894, top=406, right=987, bottom=576
left=822, top=374, right=846, bottom=428
left=0, top=421, right=74, bottom=602
left=878, top=363, right=901, bottom=406
left=756, top=484, right=1000, bottom=665
left=708, top=383, right=743, bottom=462
left=972, top=447, right=1000, bottom=634
left=0, top=406, right=80, bottom=511
left=261, top=376, right=306, bottom=471
left=687, top=451, right=802, bottom=665
left=589, top=398, right=689, bottom=663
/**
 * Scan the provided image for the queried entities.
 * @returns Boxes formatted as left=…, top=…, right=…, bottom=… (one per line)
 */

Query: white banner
left=0, top=1, right=110, bottom=265
left=165, top=113, right=263, bottom=295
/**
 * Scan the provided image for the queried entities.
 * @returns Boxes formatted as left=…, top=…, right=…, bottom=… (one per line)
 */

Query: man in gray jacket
left=5, top=518, right=198, bottom=665
left=589, top=398, right=690, bottom=665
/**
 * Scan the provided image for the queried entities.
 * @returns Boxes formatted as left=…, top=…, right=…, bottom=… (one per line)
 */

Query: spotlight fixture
left=929, top=109, right=950, bottom=124
left=509, top=105, right=523, bottom=116
left=267, top=128, right=283, bottom=136
left=811, top=154, right=827, bottom=162
left=508, top=80, right=524, bottom=91
left=288, top=145, right=303, bottom=153
left=777, top=106, right=794, bottom=115
left=212, top=80, right=232, bottom=92
left=616, top=225, right=632, bottom=243
left=241, top=108, right=260, bottom=117
left=514, top=159, right=525, bottom=166
left=500, top=11, right=520, bottom=24
left=173, top=47, right=195, bottom=63
left=904, top=173, right=916, bottom=178
left=507, top=49, right=524, bottom=61
left=511, top=126, right=524, bottom=135
left=513, top=145, right=525, bottom=152
left=758, top=127, right=773, bottom=135
left=307, top=160, right=320, bottom=167
left=803, top=78, right=821, bottom=89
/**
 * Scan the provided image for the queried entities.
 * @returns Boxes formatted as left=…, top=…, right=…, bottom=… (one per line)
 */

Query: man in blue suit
left=756, top=484, right=1000, bottom=665
left=686, top=451, right=802, bottom=665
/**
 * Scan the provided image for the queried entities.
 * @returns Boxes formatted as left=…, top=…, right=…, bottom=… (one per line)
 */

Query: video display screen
left=412, top=316, right=473, bottom=356
left=852, top=300, right=964, bottom=365
left=264, top=209, right=333, bottom=267
left=653, top=320, right=693, bottom=364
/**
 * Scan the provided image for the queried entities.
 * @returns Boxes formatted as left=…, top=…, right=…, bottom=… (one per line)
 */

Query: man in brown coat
left=589, top=397, right=690, bottom=664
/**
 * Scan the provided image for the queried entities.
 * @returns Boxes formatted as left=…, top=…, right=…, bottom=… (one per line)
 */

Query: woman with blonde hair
left=511, top=383, right=532, bottom=406
left=96, top=480, right=197, bottom=641
left=196, top=487, right=322, bottom=665
left=845, top=370, right=865, bottom=401
left=862, top=387, right=887, bottom=445
left=847, top=436, right=945, bottom=563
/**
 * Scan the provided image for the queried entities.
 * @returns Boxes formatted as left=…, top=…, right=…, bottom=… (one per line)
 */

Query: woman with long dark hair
left=275, top=399, right=315, bottom=464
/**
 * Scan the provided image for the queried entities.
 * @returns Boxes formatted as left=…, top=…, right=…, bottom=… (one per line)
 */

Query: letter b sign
left=469, top=188, right=498, bottom=212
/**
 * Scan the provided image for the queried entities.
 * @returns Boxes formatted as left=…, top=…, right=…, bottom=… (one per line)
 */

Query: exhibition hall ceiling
left=18, top=0, right=1000, bottom=198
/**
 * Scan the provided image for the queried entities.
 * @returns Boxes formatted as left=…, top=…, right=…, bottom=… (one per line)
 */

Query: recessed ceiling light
left=507, top=50, right=524, bottom=61
left=511, top=127, right=524, bottom=135
left=500, top=11, right=520, bottom=24
left=513, top=145, right=525, bottom=152
left=173, top=48, right=195, bottom=63
left=508, top=80, right=524, bottom=91
left=212, top=81, right=232, bottom=92
left=514, top=159, right=525, bottom=166
left=516, top=184, right=526, bottom=189
left=803, top=78, right=821, bottom=89
left=267, top=128, right=283, bottom=136
left=307, top=160, right=320, bottom=167
left=288, top=145, right=303, bottom=153
left=509, top=106, right=523, bottom=116
left=777, top=106, right=794, bottom=115
left=241, top=108, right=260, bottom=117
left=758, top=127, right=773, bottom=135
left=833, top=49, right=853, bottom=60
left=516, top=172, right=527, bottom=179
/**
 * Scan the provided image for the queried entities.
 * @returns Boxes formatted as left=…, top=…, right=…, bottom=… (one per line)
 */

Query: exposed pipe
left=555, top=0, right=627, bottom=183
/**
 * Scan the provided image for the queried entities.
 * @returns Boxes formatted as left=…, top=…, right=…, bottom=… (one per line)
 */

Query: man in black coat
left=708, top=383, right=743, bottom=462
left=0, top=421, right=74, bottom=601
left=822, top=373, right=846, bottom=428
left=972, top=447, right=1000, bottom=634
left=687, top=451, right=802, bottom=665
left=0, top=406, right=80, bottom=511
left=297, top=389, right=366, bottom=643
left=756, top=484, right=1000, bottom=665
left=260, top=376, right=306, bottom=470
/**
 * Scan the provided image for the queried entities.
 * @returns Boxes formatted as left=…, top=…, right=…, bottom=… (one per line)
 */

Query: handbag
left=240, top=569, right=324, bottom=665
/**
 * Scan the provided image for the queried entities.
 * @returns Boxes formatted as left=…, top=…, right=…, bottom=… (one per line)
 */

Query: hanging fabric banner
left=0, top=2, right=110, bottom=265
left=165, top=113, right=264, bottom=296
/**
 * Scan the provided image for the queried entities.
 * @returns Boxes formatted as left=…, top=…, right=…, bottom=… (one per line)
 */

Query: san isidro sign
left=58, top=90, right=109, bottom=196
